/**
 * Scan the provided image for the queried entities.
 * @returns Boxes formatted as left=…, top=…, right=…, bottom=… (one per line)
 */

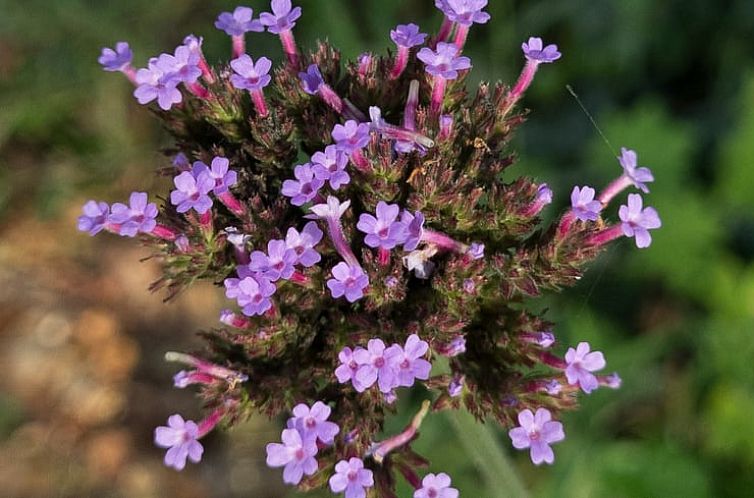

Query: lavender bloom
left=564, top=341, right=606, bottom=394
left=192, top=157, right=237, bottom=195
left=307, top=195, right=351, bottom=220
left=230, top=55, right=272, bottom=91
left=77, top=200, right=110, bottom=235
left=335, top=346, right=369, bottom=392
left=159, top=45, right=202, bottom=85
left=290, top=401, right=340, bottom=444
left=327, top=262, right=369, bottom=303
left=449, top=375, right=464, bottom=397
left=170, top=170, right=214, bottom=214
left=98, top=42, right=132, bottom=72
left=438, top=335, right=466, bottom=357
left=353, top=339, right=398, bottom=393
left=133, top=59, right=182, bottom=110
left=259, top=0, right=302, bottom=34
left=385, top=334, right=432, bottom=388
left=619, top=148, right=654, bottom=193
left=619, top=193, right=662, bottom=248
left=281, top=163, right=325, bottom=206
left=544, top=379, right=562, bottom=395
left=215, top=6, right=264, bottom=36
left=312, top=145, right=350, bottom=189
left=390, top=23, right=427, bottom=48
left=400, top=210, right=425, bottom=251
left=604, top=372, right=622, bottom=389
left=438, top=0, right=491, bottom=26
left=329, top=458, right=374, bottom=498
left=522, top=37, right=562, bottom=63
left=468, top=242, right=485, bottom=259
left=298, top=64, right=325, bottom=94
left=249, top=239, right=298, bottom=281
left=414, top=473, right=459, bottom=498
left=266, top=428, right=318, bottom=485
left=332, top=121, right=372, bottom=155
left=109, top=192, right=158, bottom=237
left=570, top=186, right=602, bottom=222
left=285, top=222, right=323, bottom=267
left=154, top=414, right=203, bottom=471
left=357, top=202, right=408, bottom=250
left=417, top=42, right=471, bottom=80
left=537, top=331, right=555, bottom=348
left=224, top=273, right=277, bottom=316
left=508, top=408, right=565, bottom=465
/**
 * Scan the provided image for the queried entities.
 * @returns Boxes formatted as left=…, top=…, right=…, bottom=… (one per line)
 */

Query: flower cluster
left=83, top=1, right=663, bottom=496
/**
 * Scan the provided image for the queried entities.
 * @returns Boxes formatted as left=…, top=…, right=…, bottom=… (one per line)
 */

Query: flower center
left=295, top=448, right=305, bottom=460
left=528, top=430, right=541, bottom=441
left=305, top=417, right=316, bottom=429
left=400, top=359, right=410, bottom=369
left=374, top=357, right=385, bottom=368
left=427, top=488, right=438, bottom=498
left=347, top=470, right=358, bottom=481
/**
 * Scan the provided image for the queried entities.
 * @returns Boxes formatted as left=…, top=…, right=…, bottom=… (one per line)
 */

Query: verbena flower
left=230, top=54, right=272, bottom=91
left=522, top=37, right=562, bottom=63
left=282, top=163, right=325, bottom=206
left=266, top=428, right=318, bottom=485
left=289, top=401, right=340, bottom=444
left=332, top=120, right=371, bottom=154
left=98, top=42, right=133, bottom=72
left=357, top=201, right=407, bottom=250
left=618, top=148, right=654, bottom=193
left=417, top=42, right=471, bottom=80
left=327, top=262, right=369, bottom=302
left=619, top=193, right=662, bottom=248
left=154, top=414, right=203, bottom=471
left=259, top=0, right=302, bottom=34
left=224, top=271, right=277, bottom=316
left=108, top=192, right=158, bottom=237
left=564, top=342, right=606, bottom=393
left=508, top=408, right=565, bottom=465
left=170, top=170, right=214, bottom=214
left=438, top=0, right=491, bottom=26
left=570, top=186, right=602, bottom=222
left=191, top=156, right=237, bottom=195
left=414, top=473, right=459, bottom=498
left=390, top=23, right=427, bottom=49
left=215, top=6, right=264, bottom=36
left=312, top=145, right=350, bottom=189
left=77, top=201, right=110, bottom=236
left=249, top=239, right=298, bottom=281
left=354, top=339, right=399, bottom=393
left=285, top=222, right=323, bottom=267
left=134, top=59, right=183, bottom=110
left=386, top=334, right=432, bottom=388
left=329, top=458, right=374, bottom=498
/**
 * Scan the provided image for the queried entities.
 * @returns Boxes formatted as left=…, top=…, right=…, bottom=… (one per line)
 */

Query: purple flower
left=438, top=0, right=491, bottom=26
left=230, top=54, right=272, bottom=92
left=414, top=472, right=459, bottom=498
left=619, top=193, right=661, bottom=248
left=537, top=331, right=555, bottom=348
left=249, top=239, right=298, bottom=281
left=390, top=24, right=427, bottom=48
left=544, top=379, right=562, bottom=395
left=224, top=273, right=277, bottom=316
left=259, top=0, right=302, bottom=34
left=522, top=37, right=562, bottom=63
left=618, top=148, right=654, bottom=193
left=98, top=42, right=132, bottom=72
left=417, top=42, right=472, bottom=80
left=312, top=145, right=350, bottom=189
left=290, top=401, right=340, bottom=444
left=215, top=6, right=264, bottom=36
left=281, top=163, right=325, bottom=206
left=170, top=170, right=214, bottom=214
left=332, top=121, right=371, bottom=155
left=327, top=262, right=369, bottom=302
left=298, top=64, right=325, bottom=95
left=159, top=45, right=202, bottom=85
left=400, top=211, right=425, bottom=251
left=357, top=202, right=408, bottom=250
left=191, top=157, right=237, bottom=195
left=537, top=183, right=553, bottom=204
left=438, top=335, right=466, bottom=357
left=385, top=334, right=432, bottom=388
left=307, top=195, right=350, bottom=221
left=109, top=192, right=158, bottom=237
left=265, top=428, right=318, bottom=485
left=449, top=375, right=464, bottom=397
left=508, top=408, right=565, bottom=465
left=329, top=458, right=374, bottom=498
left=154, top=414, right=203, bottom=471
left=353, top=339, right=398, bottom=393
left=468, top=242, right=485, bottom=259
left=133, top=59, right=182, bottom=111
left=77, top=200, right=110, bottom=235
left=604, top=372, right=622, bottom=389
left=285, top=222, right=323, bottom=267
left=570, top=186, right=602, bottom=222
left=564, top=341, right=606, bottom=393
left=335, top=346, right=369, bottom=391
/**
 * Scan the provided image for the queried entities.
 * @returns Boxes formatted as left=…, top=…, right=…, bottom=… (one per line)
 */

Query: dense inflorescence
left=81, top=1, right=661, bottom=495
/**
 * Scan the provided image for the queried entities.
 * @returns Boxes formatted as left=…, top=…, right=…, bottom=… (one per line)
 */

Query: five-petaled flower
left=109, top=192, right=159, bottom=237
left=312, top=145, right=350, bottom=189
left=618, top=147, right=654, bottom=193
left=98, top=42, right=133, bottom=72
left=78, top=200, right=110, bottom=236
left=386, top=334, right=432, bottom=388
left=522, top=37, right=562, bottom=63
left=508, top=408, right=565, bottom=465
left=215, top=6, right=264, bottom=36
left=170, top=170, right=214, bottom=214
left=282, top=163, right=325, bottom=206
left=570, top=186, right=602, bottom=222
left=259, top=0, right=302, bottom=34
left=289, top=401, right=340, bottom=444
left=417, top=42, right=472, bottom=80
left=327, top=262, right=369, bottom=302
left=414, top=472, right=459, bottom=498
left=154, top=414, right=204, bottom=471
left=357, top=201, right=407, bottom=250
left=329, top=458, right=374, bottom=498
left=230, top=54, right=273, bottom=91
left=266, top=428, right=319, bottom=485
left=619, top=193, right=662, bottom=248
left=564, top=341, right=606, bottom=393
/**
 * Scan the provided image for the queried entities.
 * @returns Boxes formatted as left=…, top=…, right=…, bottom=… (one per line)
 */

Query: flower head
left=265, top=428, right=318, bottom=485
left=224, top=273, right=277, bottom=316
left=570, top=186, right=602, bottom=222
left=618, top=147, right=654, bottom=193
left=332, top=121, right=372, bottom=155
left=327, top=262, right=369, bottom=302
left=289, top=401, right=340, bottom=444
left=522, top=37, right=562, bottom=63
left=390, top=24, right=427, bottom=49
left=215, top=6, right=264, bottom=36
left=357, top=202, right=407, bottom=250
left=438, top=0, right=490, bottom=26
left=414, top=472, right=459, bottom=498
left=400, top=210, right=425, bottom=251
left=230, top=54, right=272, bottom=91
left=133, top=59, right=182, bottom=110
left=329, top=458, right=374, bottom=498
left=307, top=196, right=351, bottom=221
left=98, top=42, right=132, bottom=72
left=109, top=192, right=158, bottom=237
left=170, top=170, right=214, bottom=214
left=281, top=163, right=325, bottom=206
left=249, top=239, right=298, bottom=281
left=619, top=193, right=661, bottom=248
left=467, top=242, right=485, bottom=259
left=353, top=338, right=398, bottom=393
left=335, top=346, right=368, bottom=391
left=191, top=157, right=237, bottom=195
left=385, top=334, right=432, bottom=388
left=312, top=145, right=350, bottom=189
left=417, top=42, right=472, bottom=80
left=259, top=0, right=302, bottom=34
left=449, top=375, right=464, bottom=397
left=77, top=200, right=110, bottom=235
left=508, top=408, right=565, bottom=465
left=159, top=45, right=202, bottom=85
left=564, top=341, right=606, bottom=393
left=154, top=414, right=203, bottom=471
left=285, top=222, right=323, bottom=267
left=298, top=64, right=325, bottom=94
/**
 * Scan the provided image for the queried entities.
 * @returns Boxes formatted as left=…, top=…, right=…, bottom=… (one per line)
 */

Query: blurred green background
left=1, top=0, right=754, bottom=497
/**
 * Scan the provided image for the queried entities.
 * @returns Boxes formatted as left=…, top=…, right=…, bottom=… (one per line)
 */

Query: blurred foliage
left=2, top=0, right=754, bottom=497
